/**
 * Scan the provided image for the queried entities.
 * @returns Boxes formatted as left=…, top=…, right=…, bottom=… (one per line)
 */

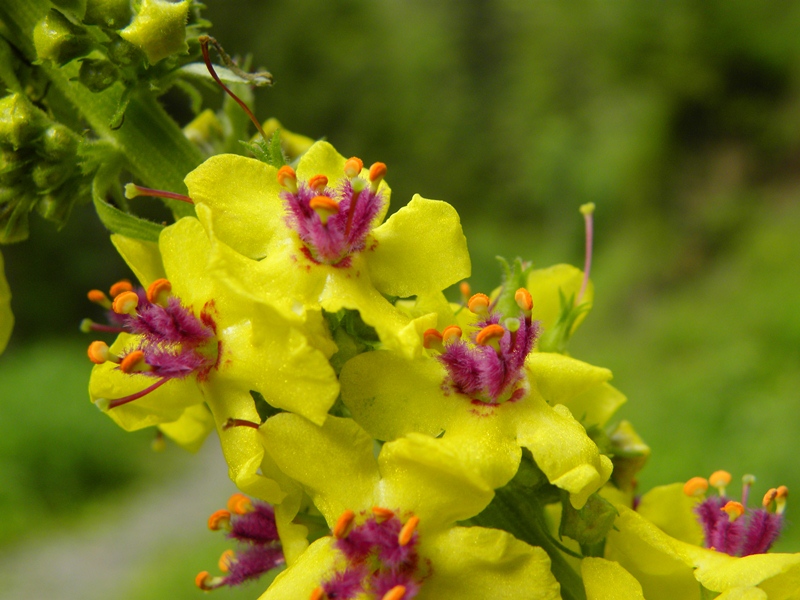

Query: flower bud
left=0, top=150, right=28, bottom=185
left=34, top=9, right=93, bottom=66
left=32, top=161, right=70, bottom=191
left=0, top=192, right=33, bottom=243
left=84, top=0, right=133, bottom=28
left=105, top=35, right=144, bottom=67
left=36, top=191, right=74, bottom=225
left=119, top=0, right=190, bottom=65
left=50, top=0, right=88, bottom=20
left=39, top=125, right=78, bottom=161
left=79, top=58, right=119, bottom=93
left=0, top=94, right=47, bottom=150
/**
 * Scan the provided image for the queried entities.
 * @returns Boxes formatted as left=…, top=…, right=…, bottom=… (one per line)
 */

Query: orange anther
left=309, top=195, right=340, bottom=224
left=146, top=278, right=172, bottom=305
left=515, top=288, right=533, bottom=312
left=119, top=350, right=150, bottom=374
left=112, top=290, right=139, bottom=315
left=381, top=586, right=407, bottom=600
left=277, top=165, right=297, bottom=192
left=333, top=509, right=356, bottom=539
left=195, top=571, right=212, bottom=590
left=369, top=162, right=387, bottom=182
left=372, top=506, right=395, bottom=522
left=459, top=281, right=471, bottom=301
left=208, top=509, right=231, bottom=531
left=310, top=587, right=327, bottom=600
left=344, top=157, right=363, bottom=178
left=442, top=325, right=462, bottom=344
left=722, top=501, right=745, bottom=522
left=422, top=328, right=444, bottom=350
left=87, top=341, right=112, bottom=364
left=683, top=477, right=709, bottom=497
left=398, top=515, right=419, bottom=546
left=476, top=324, right=506, bottom=347
left=709, top=470, right=732, bottom=489
left=467, top=293, right=491, bottom=315
left=776, top=486, right=789, bottom=514
left=109, top=280, right=133, bottom=298
left=218, top=549, right=236, bottom=573
left=763, top=488, right=778, bottom=508
left=87, top=289, right=111, bottom=308
left=309, top=174, right=329, bottom=192
left=227, top=493, right=252, bottom=515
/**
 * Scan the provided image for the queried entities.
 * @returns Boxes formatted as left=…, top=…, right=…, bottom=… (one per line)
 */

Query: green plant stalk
left=470, top=485, right=587, bottom=600
left=0, top=0, right=203, bottom=218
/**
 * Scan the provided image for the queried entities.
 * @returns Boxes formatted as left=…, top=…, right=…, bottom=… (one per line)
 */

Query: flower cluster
left=79, top=136, right=793, bottom=600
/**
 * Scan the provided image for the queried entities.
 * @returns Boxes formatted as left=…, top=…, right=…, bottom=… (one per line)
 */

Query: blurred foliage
left=2, top=0, right=800, bottom=594
left=0, top=337, right=189, bottom=545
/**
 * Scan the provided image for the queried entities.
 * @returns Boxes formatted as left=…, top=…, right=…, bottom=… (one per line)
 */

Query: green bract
left=186, top=140, right=471, bottom=358
left=258, top=414, right=562, bottom=600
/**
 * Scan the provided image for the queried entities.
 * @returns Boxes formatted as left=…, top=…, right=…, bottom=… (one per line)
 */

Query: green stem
left=470, top=486, right=587, bottom=600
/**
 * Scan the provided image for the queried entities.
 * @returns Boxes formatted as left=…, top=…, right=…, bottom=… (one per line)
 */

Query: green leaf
left=90, top=151, right=163, bottom=241
left=179, top=62, right=272, bottom=87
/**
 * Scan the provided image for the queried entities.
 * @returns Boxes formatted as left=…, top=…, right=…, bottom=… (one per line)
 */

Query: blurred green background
left=2, top=0, right=800, bottom=597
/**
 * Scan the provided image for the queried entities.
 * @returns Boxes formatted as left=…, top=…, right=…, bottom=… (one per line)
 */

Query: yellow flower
left=185, top=141, right=470, bottom=357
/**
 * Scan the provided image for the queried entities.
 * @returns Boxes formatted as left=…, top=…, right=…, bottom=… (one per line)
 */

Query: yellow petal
left=420, top=527, right=561, bottom=599
left=528, top=263, right=593, bottom=332
left=261, top=414, right=379, bottom=524
left=110, top=234, right=165, bottom=288
left=581, top=557, right=645, bottom=600
left=516, top=400, right=612, bottom=509
left=204, top=382, right=285, bottom=504
left=186, top=154, right=285, bottom=260
left=157, top=403, right=214, bottom=452
left=258, top=538, right=339, bottom=600
left=368, top=195, right=470, bottom=297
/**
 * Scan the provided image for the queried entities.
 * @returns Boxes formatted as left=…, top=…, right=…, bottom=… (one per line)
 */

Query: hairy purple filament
left=207, top=499, right=285, bottom=589
left=438, top=313, right=539, bottom=405
left=282, top=178, right=385, bottom=267
left=695, top=495, right=784, bottom=556
left=323, top=512, right=424, bottom=599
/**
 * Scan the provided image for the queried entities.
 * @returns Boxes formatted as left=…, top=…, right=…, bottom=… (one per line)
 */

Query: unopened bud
left=79, top=58, right=119, bottom=93
left=119, top=0, right=190, bottom=65
left=39, top=124, right=78, bottom=161
left=34, top=9, right=93, bottom=66
left=0, top=94, right=47, bottom=150
left=84, top=0, right=134, bottom=28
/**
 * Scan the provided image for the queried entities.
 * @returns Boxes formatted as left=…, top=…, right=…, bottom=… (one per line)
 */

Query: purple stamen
left=282, top=178, right=385, bottom=267
left=218, top=544, right=285, bottom=588
left=229, top=503, right=280, bottom=544
left=107, top=377, right=171, bottom=409
left=437, top=312, right=538, bottom=405
left=740, top=510, right=783, bottom=556
left=323, top=511, right=425, bottom=598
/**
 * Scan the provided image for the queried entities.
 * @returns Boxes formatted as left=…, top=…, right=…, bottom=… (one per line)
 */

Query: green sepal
left=559, top=490, right=618, bottom=554
left=33, top=9, right=93, bottom=66
left=250, top=390, right=284, bottom=423
left=241, top=130, right=287, bottom=167
left=493, top=255, right=533, bottom=317
left=537, top=288, right=592, bottom=353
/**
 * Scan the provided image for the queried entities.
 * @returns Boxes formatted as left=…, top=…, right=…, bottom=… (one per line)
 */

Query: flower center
left=277, top=158, right=387, bottom=267
left=196, top=493, right=285, bottom=591
left=310, top=508, right=427, bottom=600
left=683, top=470, right=788, bottom=556
left=84, top=278, right=219, bottom=410
left=424, top=288, right=539, bottom=405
